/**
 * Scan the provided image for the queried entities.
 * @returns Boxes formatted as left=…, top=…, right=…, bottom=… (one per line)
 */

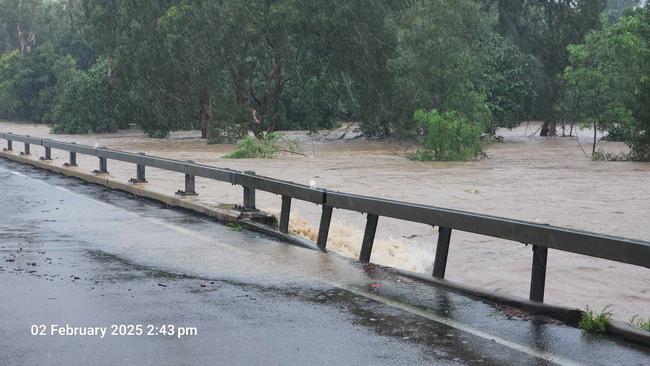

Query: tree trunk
left=592, top=122, right=597, bottom=155
left=267, top=62, right=282, bottom=133
left=548, top=121, right=557, bottom=136
left=198, top=88, right=212, bottom=139
left=540, top=121, right=549, bottom=136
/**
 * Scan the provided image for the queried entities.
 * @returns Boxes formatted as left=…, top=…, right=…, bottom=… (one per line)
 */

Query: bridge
left=1, top=133, right=649, bottom=365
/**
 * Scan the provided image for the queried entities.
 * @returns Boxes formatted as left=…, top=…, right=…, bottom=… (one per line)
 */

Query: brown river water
left=1, top=120, right=648, bottom=322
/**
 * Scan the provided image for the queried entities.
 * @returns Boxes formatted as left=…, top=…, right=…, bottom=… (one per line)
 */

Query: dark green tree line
left=0, top=0, right=647, bottom=160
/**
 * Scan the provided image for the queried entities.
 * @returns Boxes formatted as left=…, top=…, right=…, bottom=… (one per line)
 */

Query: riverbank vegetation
left=0, top=0, right=648, bottom=160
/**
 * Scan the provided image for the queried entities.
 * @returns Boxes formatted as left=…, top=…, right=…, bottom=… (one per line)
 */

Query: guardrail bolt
left=243, top=170, right=256, bottom=210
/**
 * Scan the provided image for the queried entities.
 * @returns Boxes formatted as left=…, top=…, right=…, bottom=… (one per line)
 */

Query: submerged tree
left=561, top=7, right=650, bottom=159
left=488, top=0, right=606, bottom=136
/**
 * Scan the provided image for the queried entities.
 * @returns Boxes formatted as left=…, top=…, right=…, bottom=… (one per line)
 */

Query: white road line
left=340, top=285, right=583, bottom=366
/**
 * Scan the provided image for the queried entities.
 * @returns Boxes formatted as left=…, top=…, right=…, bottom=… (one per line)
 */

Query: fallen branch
left=278, top=149, right=308, bottom=156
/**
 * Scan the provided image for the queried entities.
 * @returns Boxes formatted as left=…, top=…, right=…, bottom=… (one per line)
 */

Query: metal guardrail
left=2, top=132, right=649, bottom=304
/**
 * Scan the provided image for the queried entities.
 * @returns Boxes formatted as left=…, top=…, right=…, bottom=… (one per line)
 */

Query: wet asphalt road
left=0, top=159, right=649, bottom=365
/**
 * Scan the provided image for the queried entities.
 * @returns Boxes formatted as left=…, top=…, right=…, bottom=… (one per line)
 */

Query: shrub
left=223, top=132, right=304, bottom=159
left=223, top=132, right=282, bottom=159
left=579, top=305, right=613, bottom=334
left=409, top=109, right=483, bottom=161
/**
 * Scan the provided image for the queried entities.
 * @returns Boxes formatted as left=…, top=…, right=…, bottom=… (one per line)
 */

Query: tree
left=488, top=0, right=606, bottom=136
left=561, top=7, right=650, bottom=158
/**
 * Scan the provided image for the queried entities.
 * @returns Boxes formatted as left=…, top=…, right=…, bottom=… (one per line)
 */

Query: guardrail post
left=529, top=245, right=548, bottom=302
left=175, top=160, right=197, bottom=196
left=130, top=152, right=147, bottom=183
left=23, top=142, right=30, bottom=155
left=69, top=152, right=77, bottom=166
left=94, top=146, right=108, bottom=174
left=64, top=142, right=78, bottom=167
left=279, top=196, right=291, bottom=233
left=316, top=205, right=333, bottom=252
left=42, top=146, right=52, bottom=160
left=243, top=170, right=256, bottom=210
left=359, top=214, right=379, bottom=263
left=432, top=227, right=452, bottom=278
left=6, top=139, right=12, bottom=151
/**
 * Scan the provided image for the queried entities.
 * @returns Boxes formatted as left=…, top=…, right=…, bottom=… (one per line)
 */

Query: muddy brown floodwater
left=1, top=120, right=648, bottom=322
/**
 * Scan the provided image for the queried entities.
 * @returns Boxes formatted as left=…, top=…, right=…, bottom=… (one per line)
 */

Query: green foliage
left=223, top=132, right=304, bottom=159
left=410, top=109, right=483, bottom=161
left=489, top=0, right=606, bottom=134
left=628, top=316, right=650, bottom=332
left=208, top=98, right=250, bottom=144
left=561, top=8, right=650, bottom=159
left=579, top=305, right=613, bottom=334
left=223, top=133, right=283, bottom=159
left=591, top=150, right=629, bottom=161
left=51, top=58, right=132, bottom=134
left=226, top=222, right=242, bottom=232
left=0, top=0, right=636, bottom=148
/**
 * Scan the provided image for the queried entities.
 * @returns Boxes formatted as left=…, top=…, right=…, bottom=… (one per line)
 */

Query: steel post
left=359, top=214, right=379, bottom=263
left=279, top=196, right=291, bottom=233
left=529, top=245, right=548, bottom=302
left=316, top=205, right=333, bottom=252
left=243, top=171, right=256, bottom=210
left=432, top=227, right=452, bottom=278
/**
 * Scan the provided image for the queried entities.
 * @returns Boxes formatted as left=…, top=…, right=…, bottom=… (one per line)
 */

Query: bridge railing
left=2, top=132, right=649, bottom=303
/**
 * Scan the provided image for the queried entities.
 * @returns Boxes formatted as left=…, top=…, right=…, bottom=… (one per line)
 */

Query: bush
left=409, top=109, right=483, bottom=161
left=51, top=58, right=131, bottom=134
left=223, top=132, right=303, bottom=159
left=223, top=132, right=282, bottom=159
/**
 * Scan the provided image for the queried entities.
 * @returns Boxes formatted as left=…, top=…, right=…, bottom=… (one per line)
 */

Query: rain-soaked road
left=0, top=159, right=649, bottom=366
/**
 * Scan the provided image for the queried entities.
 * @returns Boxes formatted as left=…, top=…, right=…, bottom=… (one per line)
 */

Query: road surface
left=0, top=159, right=648, bottom=365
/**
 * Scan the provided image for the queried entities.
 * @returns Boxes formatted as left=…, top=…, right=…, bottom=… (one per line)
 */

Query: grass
left=628, top=316, right=650, bottom=332
left=226, top=222, right=242, bottom=232
left=579, top=305, right=613, bottom=334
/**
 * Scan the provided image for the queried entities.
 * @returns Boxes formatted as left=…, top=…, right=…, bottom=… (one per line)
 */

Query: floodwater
left=1, top=120, right=648, bottom=322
